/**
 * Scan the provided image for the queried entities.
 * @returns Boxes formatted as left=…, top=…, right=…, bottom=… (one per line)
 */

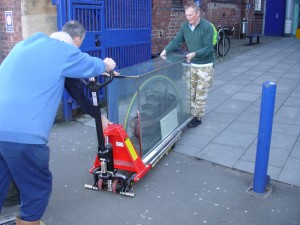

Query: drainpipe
left=240, top=0, right=250, bottom=38
left=284, top=0, right=294, bottom=36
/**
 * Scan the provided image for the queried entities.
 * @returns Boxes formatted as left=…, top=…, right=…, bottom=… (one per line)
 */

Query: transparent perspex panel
left=109, top=51, right=191, bottom=159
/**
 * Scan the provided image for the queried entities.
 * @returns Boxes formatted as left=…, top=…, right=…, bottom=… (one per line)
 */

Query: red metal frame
left=89, top=124, right=151, bottom=182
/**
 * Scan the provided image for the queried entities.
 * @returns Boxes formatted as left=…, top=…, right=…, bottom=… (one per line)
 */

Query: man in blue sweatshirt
left=0, top=21, right=116, bottom=224
left=160, top=1, right=214, bottom=128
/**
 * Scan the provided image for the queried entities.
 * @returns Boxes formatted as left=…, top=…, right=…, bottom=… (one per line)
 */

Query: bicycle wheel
left=218, top=36, right=230, bottom=56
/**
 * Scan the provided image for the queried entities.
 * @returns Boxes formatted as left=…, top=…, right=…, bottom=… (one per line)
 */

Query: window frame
left=254, top=0, right=262, bottom=12
left=172, top=0, right=184, bottom=11
left=211, top=0, right=240, bottom=3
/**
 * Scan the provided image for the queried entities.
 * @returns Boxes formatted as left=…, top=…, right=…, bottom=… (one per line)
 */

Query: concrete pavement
left=176, top=37, right=300, bottom=188
left=83, top=36, right=300, bottom=188
left=2, top=121, right=300, bottom=225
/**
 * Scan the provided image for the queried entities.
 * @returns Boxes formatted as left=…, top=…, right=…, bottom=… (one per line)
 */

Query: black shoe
left=187, top=117, right=202, bottom=128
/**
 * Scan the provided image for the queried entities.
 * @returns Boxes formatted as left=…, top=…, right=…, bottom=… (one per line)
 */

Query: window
left=255, top=0, right=262, bottom=11
left=211, top=0, right=240, bottom=3
left=172, top=0, right=184, bottom=11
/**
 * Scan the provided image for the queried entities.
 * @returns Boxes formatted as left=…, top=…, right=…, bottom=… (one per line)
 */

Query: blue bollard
left=253, top=81, right=276, bottom=194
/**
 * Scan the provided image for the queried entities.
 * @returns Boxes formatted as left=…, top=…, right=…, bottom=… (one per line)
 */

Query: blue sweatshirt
left=0, top=32, right=106, bottom=144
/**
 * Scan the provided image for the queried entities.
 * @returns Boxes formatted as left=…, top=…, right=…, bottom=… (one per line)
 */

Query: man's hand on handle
left=186, top=52, right=196, bottom=63
left=103, top=57, right=116, bottom=72
left=102, top=115, right=112, bottom=129
left=102, top=71, right=120, bottom=77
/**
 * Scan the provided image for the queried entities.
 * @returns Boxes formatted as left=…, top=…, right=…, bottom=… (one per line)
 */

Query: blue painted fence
left=52, top=0, right=152, bottom=120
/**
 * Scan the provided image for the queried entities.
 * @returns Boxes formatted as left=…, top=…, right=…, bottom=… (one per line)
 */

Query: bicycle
left=215, top=25, right=235, bottom=57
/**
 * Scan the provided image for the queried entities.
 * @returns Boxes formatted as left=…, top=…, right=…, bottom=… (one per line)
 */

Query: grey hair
left=50, top=31, right=74, bottom=45
left=184, top=1, right=200, bottom=12
left=62, top=20, right=86, bottom=39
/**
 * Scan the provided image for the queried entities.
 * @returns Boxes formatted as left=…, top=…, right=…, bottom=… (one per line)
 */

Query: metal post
left=284, top=0, right=294, bottom=36
left=222, top=29, right=225, bottom=57
left=253, top=81, right=276, bottom=194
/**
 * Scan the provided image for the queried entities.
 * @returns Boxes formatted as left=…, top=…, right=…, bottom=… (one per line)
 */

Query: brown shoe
left=16, top=217, right=40, bottom=225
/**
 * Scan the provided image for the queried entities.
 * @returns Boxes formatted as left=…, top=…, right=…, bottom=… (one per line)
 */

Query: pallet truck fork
left=82, top=73, right=151, bottom=197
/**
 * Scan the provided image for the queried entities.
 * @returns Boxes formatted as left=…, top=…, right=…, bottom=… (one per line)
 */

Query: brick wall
left=252, top=3, right=265, bottom=34
left=1, top=1, right=264, bottom=60
left=252, top=12, right=264, bottom=33
left=206, top=0, right=265, bottom=36
left=151, top=0, right=265, bottom=55
left=151, top=0, right=243, bottom=54
left=0, top=0, right=57, bottom=63
left=152, top=0, right=188, bottom=55
left=206, top=2, right=241, bottom=37
left=0, top=0, right=22, bottom=63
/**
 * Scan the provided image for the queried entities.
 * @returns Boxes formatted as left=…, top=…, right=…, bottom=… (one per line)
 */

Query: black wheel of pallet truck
left=112, top=179, right=123, bottom=193
left=98, top=179, right=105, bottom=191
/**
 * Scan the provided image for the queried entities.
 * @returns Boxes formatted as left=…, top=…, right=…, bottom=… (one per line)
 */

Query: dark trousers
left=4, top=78, right=95, bottom=207
left=64, top=78, right=95, bottom=117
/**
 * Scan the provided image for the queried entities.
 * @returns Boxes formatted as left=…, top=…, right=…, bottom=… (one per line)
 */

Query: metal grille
left=103, top=0, right=152, bottom=68
left=105, top=0, right=151, bottom=29
left=54, top=0, right=152, bottom=120
left=73, top=6, right=102, bottom=32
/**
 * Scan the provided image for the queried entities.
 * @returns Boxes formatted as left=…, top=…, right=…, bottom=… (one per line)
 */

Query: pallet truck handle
left=97, top=71, right=114, bottom=89
left=80, top=71, right=114, bottom=150
left=80, top=71, right=114, bottom=92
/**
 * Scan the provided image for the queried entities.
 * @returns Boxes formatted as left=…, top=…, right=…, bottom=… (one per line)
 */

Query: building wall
left=206, top=0, right=265, bottom=35
left=21, top=0, right=57, bottom=39
left=152, top=0, right=187, bottom=55
left=1, top=0, right=265, bottom=61
left=0, top=0, right=57, bottom=63
left=0, top=0, right=22, bottom=62
left=205, top=2, right=241, bottom=35
left=151, top=0, right=265, bottom=55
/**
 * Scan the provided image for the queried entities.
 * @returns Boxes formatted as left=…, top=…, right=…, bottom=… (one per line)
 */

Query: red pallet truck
left=82, top=52, right=191, bottom=197
left=82, top=73, right=152, bottom=197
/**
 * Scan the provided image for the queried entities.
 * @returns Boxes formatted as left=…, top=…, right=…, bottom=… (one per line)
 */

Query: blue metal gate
left=52, top=0, right=152, bottom=120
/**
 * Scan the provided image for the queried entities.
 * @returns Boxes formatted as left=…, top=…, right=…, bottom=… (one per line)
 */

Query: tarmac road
left=2, top=121, right=300, bottom=225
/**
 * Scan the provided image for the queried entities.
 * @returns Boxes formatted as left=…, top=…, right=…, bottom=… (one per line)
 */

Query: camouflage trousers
left=182, top=62, right=214, bottom=118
